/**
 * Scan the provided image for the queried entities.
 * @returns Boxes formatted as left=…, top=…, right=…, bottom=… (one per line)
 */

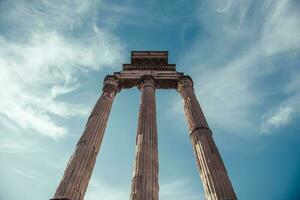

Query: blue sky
left=0, top=0, right=299, bottom=199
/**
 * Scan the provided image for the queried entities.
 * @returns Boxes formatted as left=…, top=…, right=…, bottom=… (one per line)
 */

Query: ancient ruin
left=51, top=51, right=237, bottom=200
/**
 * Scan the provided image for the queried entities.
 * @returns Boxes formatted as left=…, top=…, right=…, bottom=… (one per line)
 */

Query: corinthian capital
left=138, top=76, right=156, bottom=90
left=102, top=75, right=120, bottom=97
left=177, top=76, right=194, bottom=92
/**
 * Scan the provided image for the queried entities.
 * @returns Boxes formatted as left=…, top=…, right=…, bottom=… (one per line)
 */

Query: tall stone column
left=130, top=76, right=159, bottom=200
left=177, top=76, right=237, bottom=200
left=52, top=75, right=120, bottom=200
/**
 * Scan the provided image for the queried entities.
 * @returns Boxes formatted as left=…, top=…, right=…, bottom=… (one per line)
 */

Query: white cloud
left=12, top=168, right=36, bottom=179
left=258, top=0, right=300, bottom=133
left=85, top=179, right=128, bottom=200
left=262, top=74, right=300, bottom=133
left=0, top=0, right=124, bottom=140
left=260, top=0, right=300, bottom=55
left=261, top=106, right=294, bottom=133
left=0, top=136, right=36, bottom=153
left=214, top=0, right=233, bottom=13
left=177, top=0, right=300, bottom=135
left=160, top=179, right=203, bottom=200
left=84, top=178, right=202, bottom=200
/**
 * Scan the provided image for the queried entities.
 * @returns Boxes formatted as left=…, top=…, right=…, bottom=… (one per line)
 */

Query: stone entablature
left=116, top=51, right=183, bottom=89
left=114, top=70, right=183, bottom=89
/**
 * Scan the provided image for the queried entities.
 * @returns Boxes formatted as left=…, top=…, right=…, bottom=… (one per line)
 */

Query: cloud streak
left=84, top=178, right=202, bottom=200
left=0, top=0, right=124, bottom=140
left=160, top=179, right=203, bottom=200
left=177, top=0, right=300, bottom=135
left=85, top=179, right=128, bottom=200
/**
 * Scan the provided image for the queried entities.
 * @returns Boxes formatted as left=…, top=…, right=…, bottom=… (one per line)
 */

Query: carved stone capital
left=102, top=75, right=120, bottom=97
left=138, top=76, right=155, bottom=90
left=177, top=76, right=194, bottom=92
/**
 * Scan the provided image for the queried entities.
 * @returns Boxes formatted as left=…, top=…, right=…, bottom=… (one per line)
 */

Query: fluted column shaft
left=52, top=76, right=120, bottom=200
left=130, top=77, right=159, bottom=200
left=178, top=76, right=237, bottom=200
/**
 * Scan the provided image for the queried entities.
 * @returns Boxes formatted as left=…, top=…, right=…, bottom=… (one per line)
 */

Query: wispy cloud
left=213, top=0, right=233, bottom=13
left=84, top=178, right=202, bottom=200
left=0, top=0, right=124, bottom=140
left=160, top=179, right=203, bottom=200
left=177, top=0, right=300, bottom=135
left=261, top=105, right=294, bottom=133
left=262, top=72, right=300, bottom=133
left=12, top=168, right=36, bottom=179
left=0, top=135, right=37, bottom=153
left=85, top=179, right=128, bottom=200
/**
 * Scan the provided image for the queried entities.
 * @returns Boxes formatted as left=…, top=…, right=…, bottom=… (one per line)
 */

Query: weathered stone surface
left=51, top=76, right=120, bottom=200
left=178, top=76, right=237, bottom=200
left=52, top=51, right=237, bottom=200
left=130, top=76, right=159, bottom=200
left=129, top=51, right=170, bottom=66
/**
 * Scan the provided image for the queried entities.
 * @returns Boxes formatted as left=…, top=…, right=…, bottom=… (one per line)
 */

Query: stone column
left=177, top=76, right=237, bottom=200
left=130, top=76, right=159, bottom=200
left=52, top=75, right=120, bottom=200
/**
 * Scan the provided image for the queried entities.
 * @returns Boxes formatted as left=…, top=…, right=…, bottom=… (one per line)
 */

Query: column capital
left=177, top=75, right=194, bottom=92
left=138, top=75, right=155, bottom=90
left=103, top=75, right=120, bottom=95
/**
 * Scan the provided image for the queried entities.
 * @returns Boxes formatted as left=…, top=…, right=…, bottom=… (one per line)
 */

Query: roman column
left=52, top=75, right=120, bottom=200
left=130, top=76, right=159, bottom=200
left=177, top=76, right=237, bottom=200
